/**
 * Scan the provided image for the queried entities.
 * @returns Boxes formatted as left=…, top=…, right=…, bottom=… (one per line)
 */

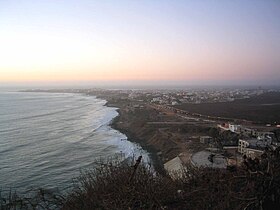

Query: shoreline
left=16, top=90, right=163, bottom=171
left=105, top=100, right=165, bottom=173
left=101, top=94, right=218, bottom=174
left=18, top=89, right=224, bottom=174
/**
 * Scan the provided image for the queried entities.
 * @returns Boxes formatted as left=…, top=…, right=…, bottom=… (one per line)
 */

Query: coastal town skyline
left=1, top=0, right=280, bottom=86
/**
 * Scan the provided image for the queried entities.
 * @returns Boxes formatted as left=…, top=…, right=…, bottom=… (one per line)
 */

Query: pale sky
left=0, top=0, right=280, bottom=86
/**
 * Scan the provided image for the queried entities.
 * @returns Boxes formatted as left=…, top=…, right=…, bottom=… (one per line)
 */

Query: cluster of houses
left=148, top=88, right=267, bottom=105
left=218, top=122, right=277, bottom=159
left=164, top=122, right=278, bottom=177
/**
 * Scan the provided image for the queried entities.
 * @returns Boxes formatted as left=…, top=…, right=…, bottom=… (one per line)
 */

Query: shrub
left=2, top=147, right=280, bottom=209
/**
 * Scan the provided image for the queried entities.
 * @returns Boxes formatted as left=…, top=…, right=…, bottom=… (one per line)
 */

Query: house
left=223, top=146, right=238, bottom=156
left=164, top=156, right=185, bottom=178
left=200, top=136, right=213, bottom=144
left=241, top=127, right=254, bottom=136
left=218, top=123, right=241, bottom=133
left=218, top=123, right=230, bottom=131
left=191, top=150, right=227, bottom=169
left=238, top=139, right=271, bottom=158
left=229, top=124, right=241, bottom=133
left=255, top=131, right=274, bottom=140
left=245, top=148, right=264, bottom=159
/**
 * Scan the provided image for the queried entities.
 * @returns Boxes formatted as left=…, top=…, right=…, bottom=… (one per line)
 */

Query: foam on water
left=0, top=92, right=151, bottom=193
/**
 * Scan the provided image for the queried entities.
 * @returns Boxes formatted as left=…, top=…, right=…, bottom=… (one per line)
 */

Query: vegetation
left=174, top=92, right=280, bottom=124
left=1, top=147, right=280, bottom=210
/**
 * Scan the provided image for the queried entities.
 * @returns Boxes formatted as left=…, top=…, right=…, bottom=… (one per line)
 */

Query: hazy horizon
left=1, top=80, right=280, bottom=91
left=1, top=0, right=280, bottom=85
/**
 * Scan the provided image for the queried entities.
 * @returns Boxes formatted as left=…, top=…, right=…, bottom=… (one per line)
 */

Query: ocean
left=0, top=91, right=149, bottom=193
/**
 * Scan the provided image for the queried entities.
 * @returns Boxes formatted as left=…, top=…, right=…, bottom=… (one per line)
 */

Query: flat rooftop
left=191, top=151, right=227, bottom=168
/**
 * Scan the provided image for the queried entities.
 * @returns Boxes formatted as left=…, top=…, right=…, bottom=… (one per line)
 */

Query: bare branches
left=2, top=147, right=280, bottom=209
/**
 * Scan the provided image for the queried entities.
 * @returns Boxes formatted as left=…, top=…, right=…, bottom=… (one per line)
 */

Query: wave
left=0, top=92, right=151, bottom=192
left=0, top=103, right=92, bottom=124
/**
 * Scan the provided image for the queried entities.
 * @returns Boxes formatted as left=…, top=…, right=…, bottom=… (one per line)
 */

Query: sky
left=0, top=0, right=280, bottom=86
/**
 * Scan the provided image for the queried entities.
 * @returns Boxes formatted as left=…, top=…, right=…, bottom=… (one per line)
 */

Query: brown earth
left=174, top=92, right=280, bottom=124
left=106, top=99, right=212, bottom=173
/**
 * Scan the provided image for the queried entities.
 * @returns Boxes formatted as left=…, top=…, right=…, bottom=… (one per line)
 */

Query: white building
left=164, top=156, right=185, bottom=178
left=228, top=124, right=241, bottom=133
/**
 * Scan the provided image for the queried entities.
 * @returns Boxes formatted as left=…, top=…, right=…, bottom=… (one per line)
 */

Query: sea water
left=0, top=91, right=150, bottom=193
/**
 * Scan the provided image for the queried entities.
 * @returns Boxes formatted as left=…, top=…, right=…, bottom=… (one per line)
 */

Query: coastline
left=1, top=91, right=139, bottom=192
left=100, top=94, right=215, bottom=174
left=87, top=92, right=199, bottom=173
left=19, top=89, right=214, bottom=174
left=106, top=101, right=165, bottom=173
left=17, top=89, right=162, bottom=171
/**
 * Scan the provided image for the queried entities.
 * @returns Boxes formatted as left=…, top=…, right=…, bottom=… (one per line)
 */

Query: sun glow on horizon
left=0, top=0, right=280, bottom=85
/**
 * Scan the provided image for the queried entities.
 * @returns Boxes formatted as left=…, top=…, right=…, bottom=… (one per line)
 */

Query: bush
left=62, top=156, right=178, bottom=210
left=2, top=147, right=280, bottom=209
left=62, top=148, right=280, bottom=210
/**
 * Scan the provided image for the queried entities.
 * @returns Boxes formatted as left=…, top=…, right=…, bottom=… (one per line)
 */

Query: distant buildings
left=229, top=124, right=241, bottom=133
left=164, top=154, right=187, bottom=178
left=218, top=123, right=241, bottom=133
left=200, top=136, right=213, bottom=144
left=145, top=88, right=272, bottom=105
left=218, top=121, right=277, bottom=161
left=218, top=123, right=275, bottom=140
left=218, top=123, right=230, bottom=131
left=238, top=138, right=271, bottom=158
left=191, top=150, right=227, bottom=169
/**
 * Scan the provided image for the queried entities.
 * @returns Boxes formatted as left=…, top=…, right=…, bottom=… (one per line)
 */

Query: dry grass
left=62, top=156, right=178, bottom=210
left=1, top=147, right=280, bottom=210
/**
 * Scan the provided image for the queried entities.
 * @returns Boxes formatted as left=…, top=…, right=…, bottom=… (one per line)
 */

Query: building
left=228, top=124, right=241, bottom=133
left=164, top=156, right=185, bottom=178
left=223, top=146, right=238, bottom=156
left=218, top=123, right=241, bottom=133
left=241, top=127, right=254, bottom=136
left=245, top=148, right=264, bottom=159
left=255, top=131, right=274, bottom=140
left=191, top=150, right=227, bottom=169
left=200, top=136, right=213, bottom=144
left=238, top=138, right=271, bottom=158
left=217, top=123, right=230, bottom=131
